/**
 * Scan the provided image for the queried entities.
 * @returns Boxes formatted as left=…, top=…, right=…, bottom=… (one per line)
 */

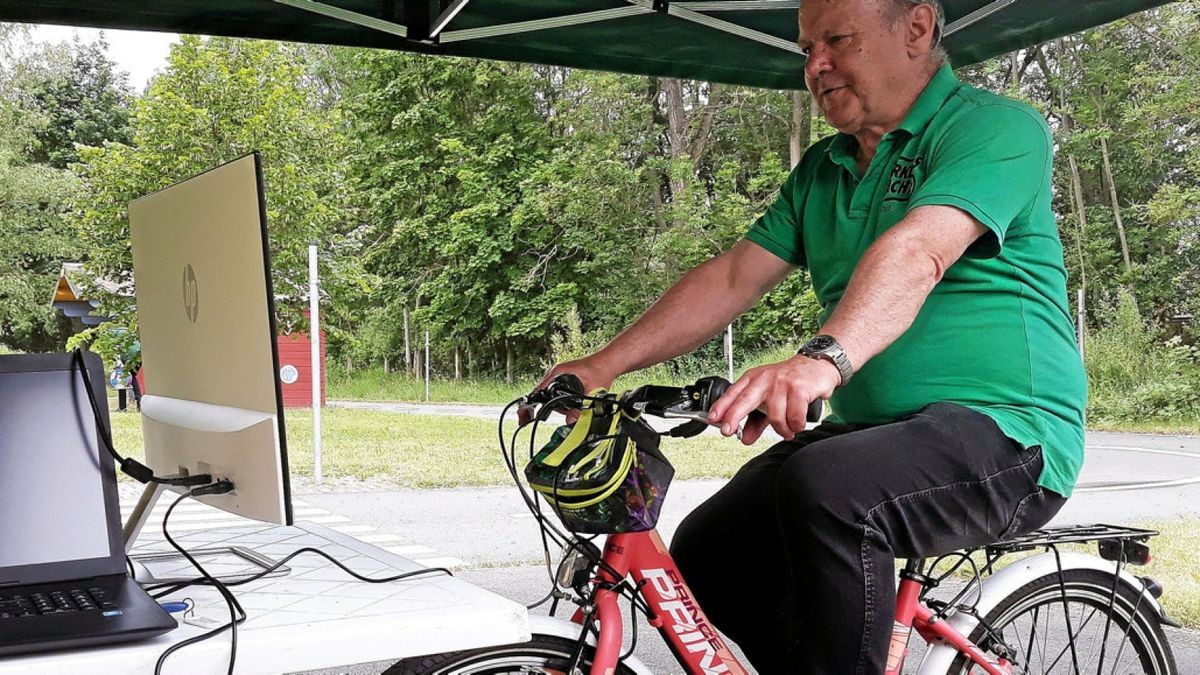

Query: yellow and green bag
left=524, top=392, right=674, bottom=534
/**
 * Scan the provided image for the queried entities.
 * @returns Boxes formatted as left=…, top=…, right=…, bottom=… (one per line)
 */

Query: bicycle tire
left=382, top=634, right=639, bottom=675
left=946, top=568, right=1177, bottom=674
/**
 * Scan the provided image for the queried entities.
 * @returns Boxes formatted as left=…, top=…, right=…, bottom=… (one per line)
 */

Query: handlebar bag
left=525, top=393, right=675, bottom=534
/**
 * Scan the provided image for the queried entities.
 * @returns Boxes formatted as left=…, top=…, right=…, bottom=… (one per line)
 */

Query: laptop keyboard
left=0, top=587, right=119, bottom=620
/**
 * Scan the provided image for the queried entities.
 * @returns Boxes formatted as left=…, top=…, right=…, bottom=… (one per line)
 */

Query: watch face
left=807, top=335, right=836, bottom=351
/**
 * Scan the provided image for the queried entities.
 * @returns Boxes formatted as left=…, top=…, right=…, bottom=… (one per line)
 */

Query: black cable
left=155, top=485, right=244, bottom=675
left=72, top=349, right=211, bottom=488
left=146, top=547, right=452, bottom=598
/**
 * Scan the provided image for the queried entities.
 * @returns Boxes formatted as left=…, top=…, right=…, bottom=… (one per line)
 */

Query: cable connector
left=158, top=473, right=214, bottom=488
left=119, top=458, right=157, bottom=484
left=190, top=480, right=235, bottom=497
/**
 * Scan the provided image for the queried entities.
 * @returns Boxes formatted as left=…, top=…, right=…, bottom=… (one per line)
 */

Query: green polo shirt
left=746, top=65, right=1086, bottom=497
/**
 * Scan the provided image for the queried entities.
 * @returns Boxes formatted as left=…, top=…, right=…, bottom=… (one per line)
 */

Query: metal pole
left=1077, top=288, right=1086, bottom=361
left=424, top=331, right=431, bottom=402
left=309, top=243, right=323, bottom=483
left=725, top=324, right=734, bottom=382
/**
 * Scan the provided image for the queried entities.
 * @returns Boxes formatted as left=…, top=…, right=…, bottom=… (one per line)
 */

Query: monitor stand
left=122, top=481, right=289, bottom=585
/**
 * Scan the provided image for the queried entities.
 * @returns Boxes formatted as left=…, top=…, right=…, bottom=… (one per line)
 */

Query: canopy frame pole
left=272, top=0, right=408, bottom=38
left=944, top=0, right=1019, bottom=37
left=628, top=0, right=804, bottom=55
left=431, top=0, right=470, bottom=37
left=440, top=6, right=651, bottom=43
left=283, top=0, right=804, bottom=55
left=674, top=1, right=800, bottom=9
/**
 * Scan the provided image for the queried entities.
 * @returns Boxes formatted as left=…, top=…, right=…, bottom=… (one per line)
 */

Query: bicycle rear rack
left=985, top=523, right=1158, bottom=555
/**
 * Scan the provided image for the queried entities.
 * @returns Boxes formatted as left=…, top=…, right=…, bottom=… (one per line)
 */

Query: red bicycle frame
left=568, top=531, right=1014, bottom=675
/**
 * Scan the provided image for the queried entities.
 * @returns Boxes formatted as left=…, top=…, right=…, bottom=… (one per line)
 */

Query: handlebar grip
left=807, top=398, right=823, bottom=424
left=548, top=373, right=584, bottom=398
left=701, top=375, right=823, bottom=423
left=528, top=373, right=585, bottom=407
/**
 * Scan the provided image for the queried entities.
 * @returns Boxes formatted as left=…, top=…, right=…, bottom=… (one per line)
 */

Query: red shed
left=277, top=327, right=327, bottom=408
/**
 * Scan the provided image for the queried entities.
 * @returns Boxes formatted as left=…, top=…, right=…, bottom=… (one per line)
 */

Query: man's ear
left=905, top=3, right=938, bottom=59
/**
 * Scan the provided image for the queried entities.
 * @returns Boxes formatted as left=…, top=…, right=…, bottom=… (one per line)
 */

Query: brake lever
left=647, top=405, right=751, bottom=440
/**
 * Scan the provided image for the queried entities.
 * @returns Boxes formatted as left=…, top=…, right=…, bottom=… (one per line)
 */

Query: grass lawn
left=326, top=368, right=529, bottom=405
left=107, top=405, right=761, bottom=487
left=1087, top=419, right=1200, bottom=435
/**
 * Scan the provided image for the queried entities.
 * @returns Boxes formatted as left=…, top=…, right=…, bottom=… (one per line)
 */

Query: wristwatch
left=797, top=335, right=854, bottom=386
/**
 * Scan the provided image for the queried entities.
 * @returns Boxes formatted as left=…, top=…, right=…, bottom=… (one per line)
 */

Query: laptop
left=0, top=352, right=177, bottom=657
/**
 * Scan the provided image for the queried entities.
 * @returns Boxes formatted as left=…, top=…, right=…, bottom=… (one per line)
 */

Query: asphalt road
left=299, top=405, right=1200, bottom=673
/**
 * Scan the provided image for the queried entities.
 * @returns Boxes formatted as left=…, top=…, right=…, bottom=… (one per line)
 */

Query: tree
left=67, top=36, right=352, bottom=363
left=0, top=27, right=102, bottom=352
left=16, top=34, right=133, bottom=169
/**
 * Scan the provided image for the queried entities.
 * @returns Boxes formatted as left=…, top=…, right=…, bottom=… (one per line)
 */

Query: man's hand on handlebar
left=707, top=355, right=839, bottom=445
left=519, top=357, right=616, bottom=426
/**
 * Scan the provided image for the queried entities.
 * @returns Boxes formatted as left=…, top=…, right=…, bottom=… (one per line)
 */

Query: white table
left=0, top=521, right=530, bottom=674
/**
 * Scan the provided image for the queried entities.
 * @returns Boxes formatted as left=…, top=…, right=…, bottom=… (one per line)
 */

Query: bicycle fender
left=526, top=615, right=656, bottom=675
left=916, top=551, right=1172, bottom=674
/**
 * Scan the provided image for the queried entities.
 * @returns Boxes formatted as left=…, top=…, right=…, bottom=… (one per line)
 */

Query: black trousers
left=669, top=402, right=1066, bottom=674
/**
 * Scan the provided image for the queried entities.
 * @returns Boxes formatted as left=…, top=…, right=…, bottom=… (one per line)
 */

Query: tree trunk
left=454, top=346, right=461, bottom=380
left=1040, top=41, right=1088, bottom=297
left=663, top=77, right=688, bottom=211
left=465, top=343, right=472, bottom=378
left=789, top=90, right=813, bottom=169
left=403, top=306, right=411, bottom=375
left=383, top=356, right=389, bottom=374
left=1098, top=134, right=1133, bottom=276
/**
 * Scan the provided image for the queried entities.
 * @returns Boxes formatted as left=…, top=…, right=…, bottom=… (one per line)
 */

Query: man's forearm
left=593, top=243, right=789, bottom=378
left=820, top=207, right=985, bottom=372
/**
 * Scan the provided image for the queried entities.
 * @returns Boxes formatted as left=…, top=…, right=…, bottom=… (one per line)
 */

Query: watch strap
left=797, top=335, right=854, bottom=386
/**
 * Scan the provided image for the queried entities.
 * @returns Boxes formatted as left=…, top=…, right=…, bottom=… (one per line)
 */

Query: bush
left=1085, top=290, right=1200, bottom=423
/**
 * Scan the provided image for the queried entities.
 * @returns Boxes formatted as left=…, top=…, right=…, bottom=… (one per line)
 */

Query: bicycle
left=388, top=375, right=1179, bottom=674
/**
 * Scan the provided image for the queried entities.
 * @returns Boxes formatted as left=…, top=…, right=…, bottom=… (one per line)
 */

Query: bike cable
left=500, top=396, right=655, bottom=619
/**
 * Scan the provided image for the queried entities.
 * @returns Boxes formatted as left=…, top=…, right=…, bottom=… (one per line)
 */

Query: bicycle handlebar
left=527, top=373, right=822, bottom=430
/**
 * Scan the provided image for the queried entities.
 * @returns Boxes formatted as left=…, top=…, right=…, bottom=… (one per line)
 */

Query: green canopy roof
left=0, top=1, right=1177, bottom=89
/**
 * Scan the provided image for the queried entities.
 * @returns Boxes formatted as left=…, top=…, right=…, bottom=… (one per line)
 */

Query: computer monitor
left=128, top=152, right=293, bottom=528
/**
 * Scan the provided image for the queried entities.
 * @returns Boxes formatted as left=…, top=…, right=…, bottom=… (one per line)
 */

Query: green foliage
left=0, top=30, right=103, bottom=352
left=16, top=35, right=133, bottom=168
left=66, top=36, right=352, bottom=364
left=1085, top=290, right=1200, bottom=423
left=326, top=366, right=528, bottom=404
left=338, top=56, right=816, bottom=376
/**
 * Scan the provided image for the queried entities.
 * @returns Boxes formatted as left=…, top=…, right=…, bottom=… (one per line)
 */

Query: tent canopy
left=0, top=0, right=1176, bottom=90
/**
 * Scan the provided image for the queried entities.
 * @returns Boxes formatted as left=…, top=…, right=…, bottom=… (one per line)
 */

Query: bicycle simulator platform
left=0, top=517, right=530, bottom=674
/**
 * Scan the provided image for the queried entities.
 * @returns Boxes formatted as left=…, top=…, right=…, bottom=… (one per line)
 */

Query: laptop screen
left=0, top=366, right=114, bottom=569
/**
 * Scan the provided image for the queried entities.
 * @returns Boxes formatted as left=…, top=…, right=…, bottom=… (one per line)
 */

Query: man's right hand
left=518, top=357, right=617, bottom=426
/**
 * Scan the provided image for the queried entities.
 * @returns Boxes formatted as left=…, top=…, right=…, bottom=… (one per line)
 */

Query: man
left=529, top=0, right=1086, bottom=671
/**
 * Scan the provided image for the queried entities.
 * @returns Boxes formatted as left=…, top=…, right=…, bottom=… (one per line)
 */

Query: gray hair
left=884, top=0, right=949, bottom=67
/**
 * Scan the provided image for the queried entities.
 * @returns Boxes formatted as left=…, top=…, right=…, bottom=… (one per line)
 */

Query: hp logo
left=183, top=263, right=199, bottom=323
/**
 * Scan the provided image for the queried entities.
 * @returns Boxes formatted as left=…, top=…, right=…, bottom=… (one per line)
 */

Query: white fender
left=917, top=551, right=1171, bottom=674
left=526, top=614, right=656, bottom=675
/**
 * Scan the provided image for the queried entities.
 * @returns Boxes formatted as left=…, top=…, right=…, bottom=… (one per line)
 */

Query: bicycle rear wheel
left=383, top=634, right=638, bottom=675
left=947, top=568, right=1176, bottom=674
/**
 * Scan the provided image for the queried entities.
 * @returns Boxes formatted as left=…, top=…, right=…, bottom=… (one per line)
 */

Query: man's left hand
left=708, top=355, right=840, bottom=444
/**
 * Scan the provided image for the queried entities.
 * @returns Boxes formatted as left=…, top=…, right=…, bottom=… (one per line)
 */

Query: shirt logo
left=884, top=155, right=924, bottom=204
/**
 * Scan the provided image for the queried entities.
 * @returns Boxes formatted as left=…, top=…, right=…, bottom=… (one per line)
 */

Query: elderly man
left=531, top=0, right=1086, bottom=671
